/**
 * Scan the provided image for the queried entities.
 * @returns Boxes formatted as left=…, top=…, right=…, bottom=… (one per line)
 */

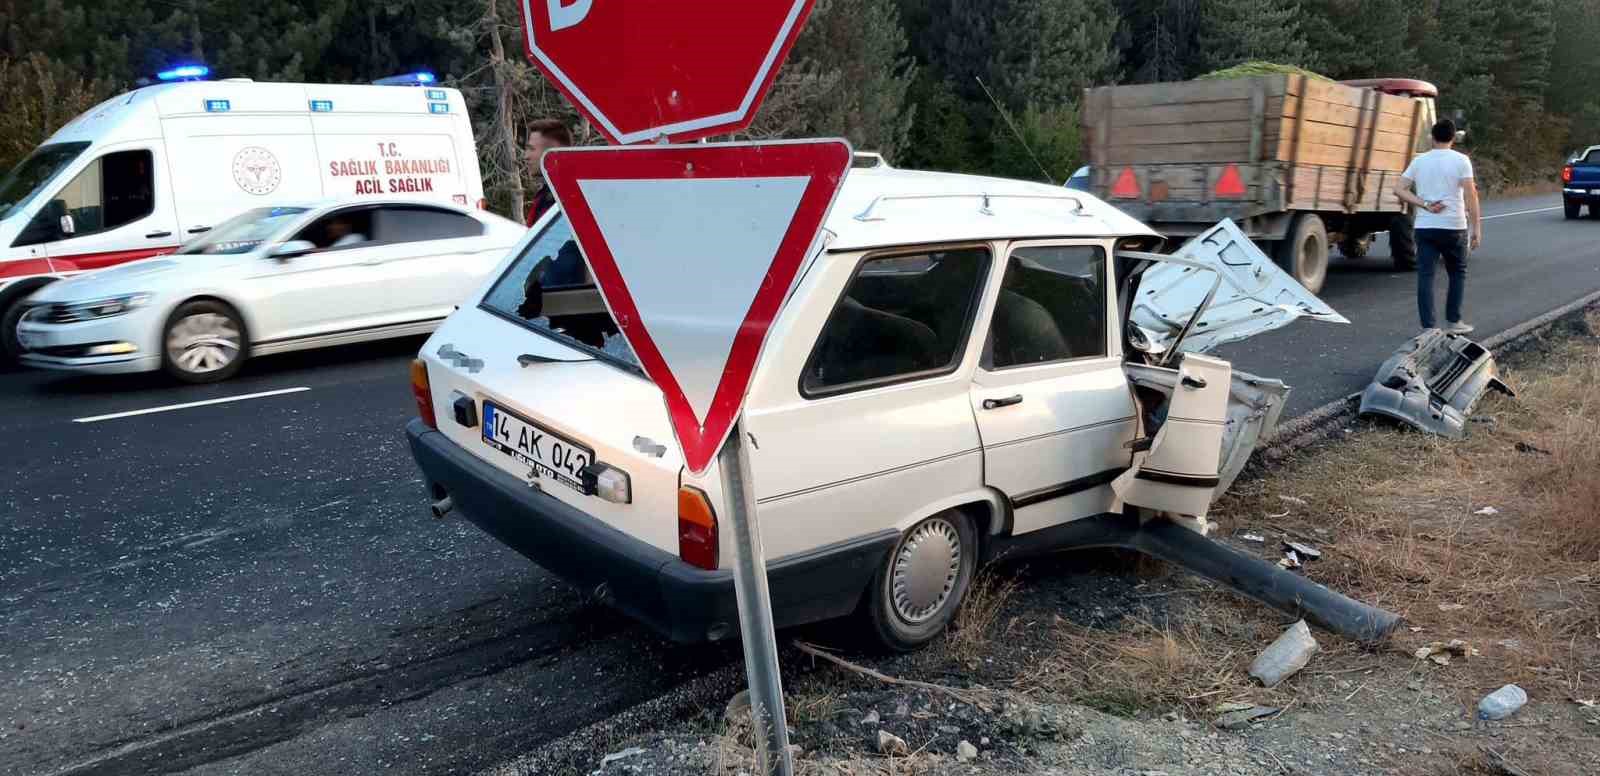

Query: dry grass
left=944, top=570, right=1020, bottom=666
left=1216, top=312, right=1600, bottom=699
left=1029, top=611, right=1265, bottom=716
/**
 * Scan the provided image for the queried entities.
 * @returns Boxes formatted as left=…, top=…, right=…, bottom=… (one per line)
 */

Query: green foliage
left=0, top=0, right=1588, bottom=196
left=1195, top=61, right=1330, bottom=81
left=1196, top=0, right=1314, bottom=72
left=988, top=102, right=1083, bottom=183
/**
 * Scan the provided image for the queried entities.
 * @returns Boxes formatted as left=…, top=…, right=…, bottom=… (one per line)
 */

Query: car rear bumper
left=1564, top=188, right=1600, bottom=202
left=405, top=419, right=898, bottom=643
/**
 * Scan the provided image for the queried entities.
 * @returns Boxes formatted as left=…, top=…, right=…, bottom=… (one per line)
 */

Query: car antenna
left=976, top=76, right=1055, bottom=185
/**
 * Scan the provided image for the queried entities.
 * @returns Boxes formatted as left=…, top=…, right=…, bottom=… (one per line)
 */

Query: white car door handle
left=982, top=395, right=1023, bottom=410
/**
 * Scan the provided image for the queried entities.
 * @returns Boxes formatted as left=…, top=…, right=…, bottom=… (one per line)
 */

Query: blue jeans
left=1416, top=228, right=1468, bottom=328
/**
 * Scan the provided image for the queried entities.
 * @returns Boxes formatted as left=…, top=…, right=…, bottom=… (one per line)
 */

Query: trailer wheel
left=1389, top=212, right=1417, bottom=271
left=1276, top=214, right=1328, bottom=294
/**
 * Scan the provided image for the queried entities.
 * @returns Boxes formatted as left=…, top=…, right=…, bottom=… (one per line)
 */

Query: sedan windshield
left=0, top=142, right=90, bottom=222
left=177, top=207, right=310, bottom=255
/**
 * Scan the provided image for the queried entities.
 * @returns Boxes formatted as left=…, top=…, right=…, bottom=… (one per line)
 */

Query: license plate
left=481, top=401, right=593, bottom=494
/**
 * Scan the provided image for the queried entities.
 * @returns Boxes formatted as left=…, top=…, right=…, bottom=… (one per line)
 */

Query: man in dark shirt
left=524, top=118, right=572, bottom=226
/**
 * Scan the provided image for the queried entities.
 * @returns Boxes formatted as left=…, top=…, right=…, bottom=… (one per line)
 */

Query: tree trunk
left=487, top=0, right=526, bottom=218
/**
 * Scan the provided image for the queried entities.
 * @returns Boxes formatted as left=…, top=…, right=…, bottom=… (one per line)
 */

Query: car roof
left=824, top=167, right=1156, bottom=251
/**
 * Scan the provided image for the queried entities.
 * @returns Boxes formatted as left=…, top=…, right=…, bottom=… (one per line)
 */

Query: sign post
left=719, top=418, right=791, bottom=772
left=519, top=4, right=836, bottom=771
left=540, top=140, right=853, bottom=775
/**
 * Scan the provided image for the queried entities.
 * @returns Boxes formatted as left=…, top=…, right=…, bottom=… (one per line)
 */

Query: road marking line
left=1482, top=205, right=1563, bottom=221
left=72, top=387, right=311, bottom=424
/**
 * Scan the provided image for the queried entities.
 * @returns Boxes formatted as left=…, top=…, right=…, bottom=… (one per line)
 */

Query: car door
left=740, top=244, right=993, bottom=559
left=366, top=205, right=493, bottom=323
left=969, top=241, right=1139, bottom=535
left=21, top=147, right=178, bottom=273
left=247, top=206, right=394, bottom=346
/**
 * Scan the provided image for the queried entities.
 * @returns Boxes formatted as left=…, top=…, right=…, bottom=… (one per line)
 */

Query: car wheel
left=0, top=298, right=29, bottom=365
left=862, top=510, right=977, bottom=652
left=162, top=300, right=248, bottom=383
left=1275, top=214, right=1329, bottom=294
left=1565, top=199, right=1581, bottom=220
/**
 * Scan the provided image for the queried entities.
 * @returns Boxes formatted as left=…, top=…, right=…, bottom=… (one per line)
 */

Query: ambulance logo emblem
left=232, top=147, right=282, bottom=196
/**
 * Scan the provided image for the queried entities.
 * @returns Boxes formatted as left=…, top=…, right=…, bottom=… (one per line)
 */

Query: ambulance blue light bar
left=157, top=65, right=210, bottom=82
left=373, top=72, right=437, bottom=86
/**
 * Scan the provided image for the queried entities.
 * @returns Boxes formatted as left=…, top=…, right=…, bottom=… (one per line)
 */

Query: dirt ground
left=575, top=310, right=1600, bottom=776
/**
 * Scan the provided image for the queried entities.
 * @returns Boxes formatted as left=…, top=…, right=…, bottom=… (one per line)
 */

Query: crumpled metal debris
left=1358, top=330, right=1515, bottom=439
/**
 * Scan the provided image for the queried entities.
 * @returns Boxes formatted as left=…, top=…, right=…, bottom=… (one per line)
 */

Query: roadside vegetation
left=4, top=0, right=1597, bottom=213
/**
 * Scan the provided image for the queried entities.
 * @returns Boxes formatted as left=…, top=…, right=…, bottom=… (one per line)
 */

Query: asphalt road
left=2, top=193, right=1595, bottom=776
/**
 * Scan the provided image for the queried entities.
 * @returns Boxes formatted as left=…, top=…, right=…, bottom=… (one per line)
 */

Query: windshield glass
left=0, top=142, right=91, bottom=222
left=177, top=207, right=310, bottom=255
left=480, top=211, right=641, bottom=370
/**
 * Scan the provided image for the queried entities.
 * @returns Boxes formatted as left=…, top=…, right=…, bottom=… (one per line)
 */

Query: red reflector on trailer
left=1110, top=168, right=1140, bottom=199
left=1215, top=165, right=1247, bottom=198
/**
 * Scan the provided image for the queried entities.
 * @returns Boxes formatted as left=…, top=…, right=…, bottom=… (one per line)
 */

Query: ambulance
left=0, top=68, right=486, bottom=361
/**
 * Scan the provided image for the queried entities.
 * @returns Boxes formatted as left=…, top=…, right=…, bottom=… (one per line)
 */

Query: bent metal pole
left=717, top=416, right=794, bottom=776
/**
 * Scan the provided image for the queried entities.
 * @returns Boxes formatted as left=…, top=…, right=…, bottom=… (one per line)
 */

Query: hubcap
left=166, top=313, right=241, bottom=374
left=890, top=518, right=962, bottom=624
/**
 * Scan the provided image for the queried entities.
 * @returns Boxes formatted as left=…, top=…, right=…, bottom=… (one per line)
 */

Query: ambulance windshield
left=0, top=142, right=90, bottom=222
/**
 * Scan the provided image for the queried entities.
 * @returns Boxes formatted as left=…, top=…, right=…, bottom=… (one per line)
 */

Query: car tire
left=861, top=510, right=977, bottom=652
left=1565, top=199, right=1581, bottom=220
left=0, top=298, right=30, bottom=366
left=161, top=300, right=249, bottom=383
left=1275, top=213, right=1329, bottom=294
left=1389, top=212, right=1417, bottom=271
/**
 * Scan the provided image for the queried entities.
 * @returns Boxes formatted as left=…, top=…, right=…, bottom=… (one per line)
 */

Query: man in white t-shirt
left=1394, top=119, right=1482, bottom=334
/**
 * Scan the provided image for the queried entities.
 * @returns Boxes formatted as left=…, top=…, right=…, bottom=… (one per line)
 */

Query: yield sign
left=521, top=0, right=818, bottom=145
left=542, top=139, right=853, bottom=472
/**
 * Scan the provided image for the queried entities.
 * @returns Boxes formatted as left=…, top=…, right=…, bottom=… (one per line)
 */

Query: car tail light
left=1563, top=165, right=1573, bottom=183
left=410, top=358, right=437, bottom=429
left=677, top=486, right=718, bottom=570
left=477, top=198, right=489, bottom=210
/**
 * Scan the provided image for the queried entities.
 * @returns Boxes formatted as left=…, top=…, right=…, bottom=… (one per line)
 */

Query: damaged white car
left=407, top=167, right=1386, bottom=652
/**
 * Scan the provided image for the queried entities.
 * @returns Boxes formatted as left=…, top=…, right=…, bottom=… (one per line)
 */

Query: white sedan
left=16, top=200, right=525, bottom=382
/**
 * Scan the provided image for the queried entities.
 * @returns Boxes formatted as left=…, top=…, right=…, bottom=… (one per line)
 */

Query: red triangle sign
left=1214, top=165, right=1247, bottom=198
left=542, top=139, right=853, bottom=473
left=1110, top=167, right=1140, bottom=198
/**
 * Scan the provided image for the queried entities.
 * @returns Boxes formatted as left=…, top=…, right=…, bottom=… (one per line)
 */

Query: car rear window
left=480, top=212, right=641, bottom=371
left=1584, top=148, right=1600, bottom=165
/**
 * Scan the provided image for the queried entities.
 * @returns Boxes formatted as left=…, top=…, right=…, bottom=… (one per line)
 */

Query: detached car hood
left=1125, top=219, right=1349, bottom=355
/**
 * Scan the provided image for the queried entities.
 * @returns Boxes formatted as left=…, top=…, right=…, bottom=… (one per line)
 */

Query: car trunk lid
left=419, top=306, right=686, bottom=556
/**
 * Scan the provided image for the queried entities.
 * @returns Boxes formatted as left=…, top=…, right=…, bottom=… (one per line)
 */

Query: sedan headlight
left=49, top=293, right=153, bottom=323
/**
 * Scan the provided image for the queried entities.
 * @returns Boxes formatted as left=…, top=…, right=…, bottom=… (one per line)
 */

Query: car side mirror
left=270, top=240, right=317, bottom=260
left=58, top=214, right=75, bottom=236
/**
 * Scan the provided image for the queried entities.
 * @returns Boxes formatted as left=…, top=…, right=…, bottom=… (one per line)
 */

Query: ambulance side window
left=15, top=150, right=155, bottom=246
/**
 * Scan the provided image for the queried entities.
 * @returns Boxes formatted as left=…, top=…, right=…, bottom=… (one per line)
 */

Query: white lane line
left=1482, top=205, right=1564, bottom=221
left=72, top=387, right=311, bottom=424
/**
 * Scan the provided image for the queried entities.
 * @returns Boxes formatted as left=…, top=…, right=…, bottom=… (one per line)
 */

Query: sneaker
left=1445, top=321, right=1475, bottom=335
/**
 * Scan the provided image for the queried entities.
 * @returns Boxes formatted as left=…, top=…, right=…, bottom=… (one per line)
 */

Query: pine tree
left=1196, top=0, right=1313, bottom=72
left=1298, top=0, right=1416, bottom=79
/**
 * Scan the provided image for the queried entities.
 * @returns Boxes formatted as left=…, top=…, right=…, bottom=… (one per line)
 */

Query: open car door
left=1112, top=220, right=1335, bottom=518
